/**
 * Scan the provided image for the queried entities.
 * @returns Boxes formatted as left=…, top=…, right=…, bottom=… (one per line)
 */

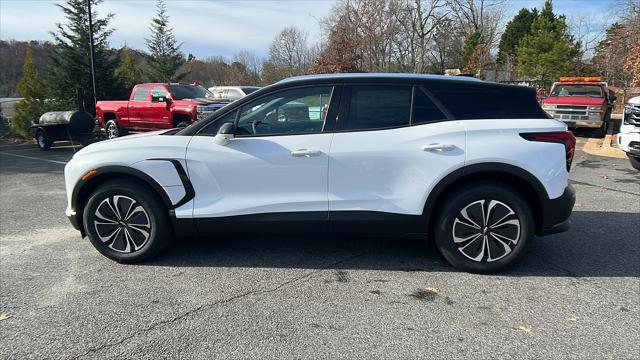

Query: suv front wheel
left=83, top=179, right=172, bottom=262
left=434, top=182, right=533, bottom=273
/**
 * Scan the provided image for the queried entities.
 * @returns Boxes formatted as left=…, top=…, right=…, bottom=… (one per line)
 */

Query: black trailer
left=30, top=110, right=96, bottom=151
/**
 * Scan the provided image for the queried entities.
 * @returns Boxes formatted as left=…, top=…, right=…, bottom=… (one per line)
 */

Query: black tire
left=36, top=130, right=51, bottom=151
left=433, top=181, right=534, bottom=273
left=593, top=120, right=608, bottom=138
left=105, top=120, right=125, bottom=139
left=83, top=179, right=172, bottom=263
left=628, top=155, right=640, bottom=171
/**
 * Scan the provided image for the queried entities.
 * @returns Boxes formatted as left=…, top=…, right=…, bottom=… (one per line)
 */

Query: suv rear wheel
left=83, top=179, right=172, bottom=263
left=433, top=182, right=533, bottom=273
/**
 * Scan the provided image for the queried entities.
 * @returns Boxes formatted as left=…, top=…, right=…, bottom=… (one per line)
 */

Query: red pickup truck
left=96, top=83, right=230, bottom=138
left=541, top=77, right=616, bottom=137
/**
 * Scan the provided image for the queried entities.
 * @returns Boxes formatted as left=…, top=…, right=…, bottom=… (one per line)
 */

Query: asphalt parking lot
left=0, top=138, right=638, bottom=359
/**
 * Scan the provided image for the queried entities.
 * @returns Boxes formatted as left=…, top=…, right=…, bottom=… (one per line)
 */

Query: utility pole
left=86, top=0, right=97, bottom=111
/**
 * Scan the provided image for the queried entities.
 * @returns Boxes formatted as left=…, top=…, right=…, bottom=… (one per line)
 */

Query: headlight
left=624, top=105, right=633, bottom=114
left=542, top=105, right=555, bottom=111
left=197, top=105, right=205, bottom=112
left=587, top=106, right=603, bottom=111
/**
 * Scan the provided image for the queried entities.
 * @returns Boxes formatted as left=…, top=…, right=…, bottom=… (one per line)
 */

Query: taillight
left=520, top=131, right=576, bottom=171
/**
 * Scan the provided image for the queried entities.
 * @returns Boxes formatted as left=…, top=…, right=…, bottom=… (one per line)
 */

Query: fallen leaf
left=601, top=175, right=609, bottom=180
left=574, top=203, right=583, bottom=207
left=566, top=315, right=578, bottom=322
left=518, top=324, right=533, bottom=333
left=0, top=313, right=12, bottom=321
left=594, top=188, right=605, bottom=192
left=424, top=287, right=440, bottom=294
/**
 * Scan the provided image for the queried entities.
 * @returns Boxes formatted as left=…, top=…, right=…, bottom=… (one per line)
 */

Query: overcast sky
left=0, top=0, right=616, bottom=60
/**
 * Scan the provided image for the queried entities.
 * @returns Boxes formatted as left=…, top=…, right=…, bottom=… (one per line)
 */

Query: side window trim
left=233, top=85, right=338, bottom=138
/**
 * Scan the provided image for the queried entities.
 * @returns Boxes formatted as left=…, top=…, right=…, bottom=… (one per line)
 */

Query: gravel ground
left=0, top=139, right=638, bottom=360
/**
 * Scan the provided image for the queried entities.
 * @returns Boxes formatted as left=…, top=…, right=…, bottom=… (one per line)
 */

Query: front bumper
left=617, top=126, right=640, bottom=155
left=545, top=109, right=604, bottom=128
left=537, top=184, right=576, bottom=236
left=66, top=207, right=85, bottom=237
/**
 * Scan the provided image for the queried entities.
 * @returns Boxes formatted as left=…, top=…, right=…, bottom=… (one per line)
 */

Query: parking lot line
left=0, top=152, right=68, bottom=165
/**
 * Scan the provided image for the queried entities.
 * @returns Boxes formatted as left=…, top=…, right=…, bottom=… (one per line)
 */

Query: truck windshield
left=550, top=84, right=603, bottom=97
left=168, top=85, right=215, bottom=100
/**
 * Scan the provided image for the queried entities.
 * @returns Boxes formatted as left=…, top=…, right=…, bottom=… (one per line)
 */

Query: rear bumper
left=537, top=184, right=576, bottom=236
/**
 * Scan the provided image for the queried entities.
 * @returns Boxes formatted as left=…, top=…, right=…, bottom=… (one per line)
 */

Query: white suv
left=64, top=74, right=576, bottom=273
left=618, top=96, right=640, bottom=170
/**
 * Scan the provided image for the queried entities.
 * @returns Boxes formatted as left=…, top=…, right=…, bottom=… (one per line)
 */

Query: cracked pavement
left=1, top=140, right=638, bottom=359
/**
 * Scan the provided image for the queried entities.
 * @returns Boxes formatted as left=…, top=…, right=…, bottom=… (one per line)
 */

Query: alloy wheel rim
left=451, top=199, right=520, bottom=262
left=93, top=195, right=151, bottom=253
left=107, top=123, right=118, bottom=139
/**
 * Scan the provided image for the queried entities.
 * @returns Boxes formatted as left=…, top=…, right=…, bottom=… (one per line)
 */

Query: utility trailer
left=30, top=111, right=96, bottom=151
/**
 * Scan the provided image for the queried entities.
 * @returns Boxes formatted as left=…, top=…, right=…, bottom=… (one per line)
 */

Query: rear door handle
left=291, top=149, right=321, bottom=157
left=422, top=143, right=455, bottom=152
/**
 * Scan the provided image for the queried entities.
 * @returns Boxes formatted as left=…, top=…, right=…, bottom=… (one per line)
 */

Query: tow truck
left=542, top=77, right=616, bottom=137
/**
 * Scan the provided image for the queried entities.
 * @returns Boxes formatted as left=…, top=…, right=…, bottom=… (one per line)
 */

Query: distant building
left=0, top=98, right=23, bottom=120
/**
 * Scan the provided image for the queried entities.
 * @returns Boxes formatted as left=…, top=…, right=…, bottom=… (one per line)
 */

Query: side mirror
left=610, top=95, right=617, bottom=102
left=151, top=95, right=172, bottom=104
left=213, top=122, right=235, bottom=145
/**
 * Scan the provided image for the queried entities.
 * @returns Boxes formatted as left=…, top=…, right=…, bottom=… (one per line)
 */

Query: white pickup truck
left=618, top=96, right=640, bottom=170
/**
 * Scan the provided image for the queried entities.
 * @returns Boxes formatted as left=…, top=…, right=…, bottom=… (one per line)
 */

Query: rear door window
left=338, top=85, right=411, bottom=131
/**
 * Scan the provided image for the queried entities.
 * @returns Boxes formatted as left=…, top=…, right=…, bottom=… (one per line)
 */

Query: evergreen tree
left=460, top=32, right=483, bottom=71
left=47, top=0, right=122, bottom=114
left=497, top=8, right=538, bottom=64
left=116, top=46, right=143, bottom=91
left=12, top=49, right=47, bottom=137
left=145, top=0, right=186, bottom=82
left=517, top=0, right=579, bottom=83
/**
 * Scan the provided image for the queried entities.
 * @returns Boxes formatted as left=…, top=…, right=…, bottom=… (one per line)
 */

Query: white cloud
left=0, top=0, right=333, bottom=59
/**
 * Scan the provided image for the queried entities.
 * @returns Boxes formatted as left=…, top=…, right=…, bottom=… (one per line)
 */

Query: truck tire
left=593, top=120, right=608, bottom=138
left=629, top=155, right=640, bottom=171
left=105, top=120, right=124, bottom=139
left=36, top=130, right=52, bottom=151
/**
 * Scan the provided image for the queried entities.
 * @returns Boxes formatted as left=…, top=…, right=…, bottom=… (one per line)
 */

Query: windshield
left=168, top=85, right=215, bottom=100
left=241, top=87, right=260, bottom=95
left=551, top=84, right=603, bottom=98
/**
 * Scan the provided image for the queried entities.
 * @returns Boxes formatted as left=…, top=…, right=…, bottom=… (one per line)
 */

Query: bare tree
left=267, top=26, right=314, bottom=78
left=395, top=0, right=449, bottom=72
left=445, top=0, right=506, bottom=47
left=570, top=13, right=607, bottom=61
left=233, top=50, right=262, bottom=84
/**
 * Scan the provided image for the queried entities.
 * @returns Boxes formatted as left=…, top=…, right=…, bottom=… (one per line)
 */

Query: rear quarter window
left=427, top=82, right=548, bottom=119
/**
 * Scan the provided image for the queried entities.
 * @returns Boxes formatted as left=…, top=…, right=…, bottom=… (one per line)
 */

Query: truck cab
left=96, top=83, right=230, bottom=138
left=542, top=77, right=615, bottom=137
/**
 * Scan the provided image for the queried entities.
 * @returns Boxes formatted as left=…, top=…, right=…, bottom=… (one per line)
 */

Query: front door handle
left=291, top=149, right=321, bottom=157
left=422, top=143, right=455, bottom=152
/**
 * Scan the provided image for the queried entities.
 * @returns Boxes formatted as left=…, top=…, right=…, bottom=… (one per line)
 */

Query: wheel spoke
left=92, top=195, right=152, bottom=254
left=453, top=199, right=521, bottom=263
